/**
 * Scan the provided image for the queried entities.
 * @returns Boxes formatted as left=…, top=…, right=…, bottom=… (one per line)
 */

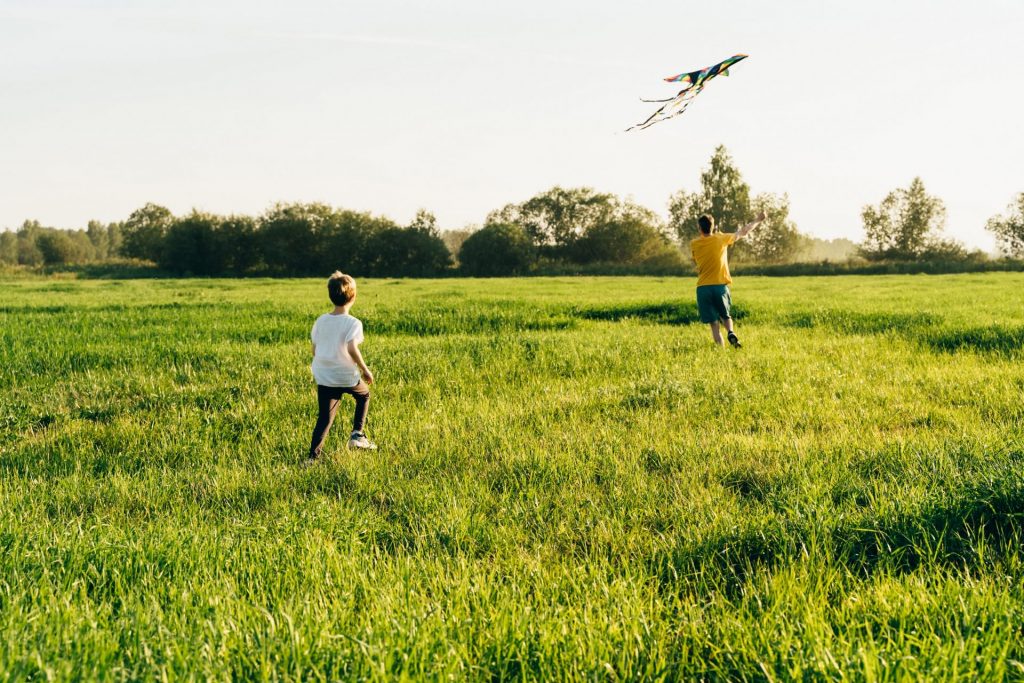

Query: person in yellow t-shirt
left=690, top=211, right=766, bottom=347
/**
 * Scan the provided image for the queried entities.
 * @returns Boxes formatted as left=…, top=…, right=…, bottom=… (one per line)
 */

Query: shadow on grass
left=924, top=325, right=1024, bottom=355
left=361, top=304, right=577, bottom=336
left=575, top=301, right=747, bottom=326
left=364, top=300, right=752, bottom=336
left=719, top=466, right=796, bottom=505
left=655, top=475, right=1024, bottom=596
left=785, top=310, right=941, bottom=335
left=0, top=304, right=77, bottom=315
left=785, top=309, right=1024, bottom=356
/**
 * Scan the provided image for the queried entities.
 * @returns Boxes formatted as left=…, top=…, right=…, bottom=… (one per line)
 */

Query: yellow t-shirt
left=690, top=232, right=736, bottom=286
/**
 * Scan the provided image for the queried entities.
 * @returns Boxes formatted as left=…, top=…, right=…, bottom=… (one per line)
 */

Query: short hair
left=698, top=215, right=714, bottom=234
left=327, top=271, right=357, bottom=307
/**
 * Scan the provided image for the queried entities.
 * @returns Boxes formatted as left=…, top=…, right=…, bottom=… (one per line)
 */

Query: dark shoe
left=727, top=332, right=742, bottom=349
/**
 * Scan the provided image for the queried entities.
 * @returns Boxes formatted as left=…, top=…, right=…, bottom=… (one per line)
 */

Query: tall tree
left=121, top=203, right=174, bottom=262
left=487, top=187, right=617, bottom=253
left=668, top=145, right=801, bottom=262
left=741, top=193, right=801, bottom=263
left=668, top=145, right=751, bottom=242
left=87, top=220, right=111, bottom=260
left=986, top=192, right=1024, bottom=257
left=106, top=222, right=124, bottom=257
left=16, top=220, right=44, bottom=266
left=860, top=177, right=960, bottom=260
left=0, top=231, right=17, bottom=264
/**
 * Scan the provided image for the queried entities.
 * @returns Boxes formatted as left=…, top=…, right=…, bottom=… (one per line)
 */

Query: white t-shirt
left=310, top=313, right=364, bottom=387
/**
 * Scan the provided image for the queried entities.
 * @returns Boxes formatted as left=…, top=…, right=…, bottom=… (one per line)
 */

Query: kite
left=627, top=54, right=748, bottom=131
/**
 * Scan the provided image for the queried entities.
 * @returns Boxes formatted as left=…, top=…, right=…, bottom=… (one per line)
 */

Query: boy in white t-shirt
left=307, top=271, right=376, bottom=462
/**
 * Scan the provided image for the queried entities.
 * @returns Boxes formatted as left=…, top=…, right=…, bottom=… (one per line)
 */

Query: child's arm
left=347, top=340, right=374, bottom=384
left=734, top=210, right=768, bottom=241
left=311, top=344, right=316, bottom=358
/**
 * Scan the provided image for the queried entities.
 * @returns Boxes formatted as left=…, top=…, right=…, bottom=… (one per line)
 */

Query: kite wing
left=627, top=53, right=747, bottom=131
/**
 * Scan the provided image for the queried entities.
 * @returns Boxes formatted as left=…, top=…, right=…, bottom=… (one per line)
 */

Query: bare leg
left=723, top=317, right=735, bottom=334
left=709, top=321, right=724, bottom=347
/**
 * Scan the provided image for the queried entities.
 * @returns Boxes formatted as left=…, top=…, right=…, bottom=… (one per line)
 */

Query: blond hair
left=327, top=271, right=357, bottom=306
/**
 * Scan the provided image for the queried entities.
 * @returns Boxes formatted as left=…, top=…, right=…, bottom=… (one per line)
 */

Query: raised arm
left=734, top=210, right=767, bottom=241
left=347, top=340, right=374, bottom=384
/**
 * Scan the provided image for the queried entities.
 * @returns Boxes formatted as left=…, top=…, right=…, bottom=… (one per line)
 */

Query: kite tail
left=627, top=85, right=704, bottom=131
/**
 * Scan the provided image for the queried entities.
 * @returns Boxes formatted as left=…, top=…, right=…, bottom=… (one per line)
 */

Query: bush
left=36, top=231, right=78, bottom=265
left=459, top=224, right=537, bottom=276
left=35, top=229, right=95, bottom=265
left=367, top=226, right=452, bottom=277
left=257, top=203, right=335, bottom=276
left=159, top=212, right=227, bottom=275
left=218, top=216, right=261, bottom=274
left=568, top=209, right=684, bottom=270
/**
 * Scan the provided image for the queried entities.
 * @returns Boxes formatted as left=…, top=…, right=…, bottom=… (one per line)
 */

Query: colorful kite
left=627, top=54, right=748, bottom=131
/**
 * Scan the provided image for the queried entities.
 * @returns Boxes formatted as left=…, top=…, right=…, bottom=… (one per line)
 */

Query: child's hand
left=363, top=370, right=374, bottom=385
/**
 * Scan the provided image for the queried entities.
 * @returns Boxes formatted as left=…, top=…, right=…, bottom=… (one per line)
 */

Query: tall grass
left=1, top=273, right=1023, bottom=680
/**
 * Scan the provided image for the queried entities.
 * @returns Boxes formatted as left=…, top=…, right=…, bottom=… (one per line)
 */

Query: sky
left=1, top=0, right=1022, bottom=251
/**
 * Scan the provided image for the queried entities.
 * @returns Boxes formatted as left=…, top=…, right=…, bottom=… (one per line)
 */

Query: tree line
left=3, top=145, right=1023, bottom=277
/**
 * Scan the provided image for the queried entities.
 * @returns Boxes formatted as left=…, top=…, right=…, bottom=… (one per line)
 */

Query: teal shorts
left=696, top=284, right=732, bottom=323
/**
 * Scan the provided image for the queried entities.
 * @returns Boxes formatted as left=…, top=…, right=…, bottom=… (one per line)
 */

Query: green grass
left=1, top=273, right=1023, bottom=681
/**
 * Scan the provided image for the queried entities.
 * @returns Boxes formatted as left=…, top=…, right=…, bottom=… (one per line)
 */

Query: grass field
left=1, top=273, right=1023, bottom=681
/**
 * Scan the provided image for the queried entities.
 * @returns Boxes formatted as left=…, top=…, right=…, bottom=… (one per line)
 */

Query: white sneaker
left=347, top=432, right=377, bottom=450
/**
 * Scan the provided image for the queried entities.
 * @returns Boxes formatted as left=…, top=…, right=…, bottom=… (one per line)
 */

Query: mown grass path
left=1, top=274, right=1023, bottom=680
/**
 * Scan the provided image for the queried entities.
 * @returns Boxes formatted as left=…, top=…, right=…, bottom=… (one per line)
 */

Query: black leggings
left=309, top=382, right=370, bottom=458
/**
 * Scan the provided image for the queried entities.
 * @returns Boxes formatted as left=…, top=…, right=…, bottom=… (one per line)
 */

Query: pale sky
left=2, top=0, right=1022, bottom=251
